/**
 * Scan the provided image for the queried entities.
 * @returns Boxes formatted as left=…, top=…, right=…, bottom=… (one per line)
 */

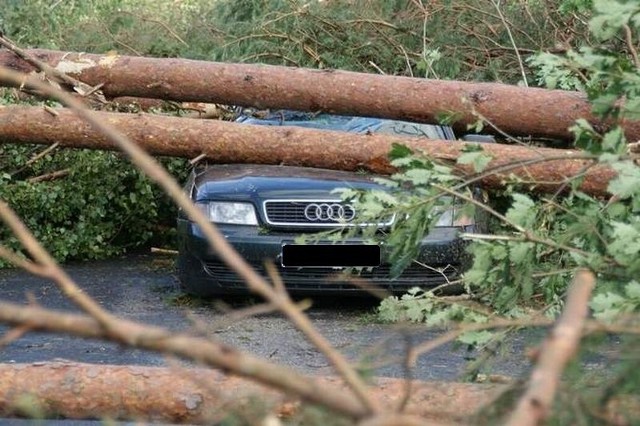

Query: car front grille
left=202, top=260, right=459, bottom=292
left=263, top=199, right=393, bottom=228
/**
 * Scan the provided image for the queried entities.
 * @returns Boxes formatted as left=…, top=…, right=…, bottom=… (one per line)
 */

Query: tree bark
left=1, top=49, right=638, bottom=142
left=0, top=106, right=616, bottom=197
left=0, top=361, right=505, bottom=424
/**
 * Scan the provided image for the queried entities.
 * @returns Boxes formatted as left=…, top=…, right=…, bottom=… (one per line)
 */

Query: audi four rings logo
left=304, top=203, right=356, bottom=222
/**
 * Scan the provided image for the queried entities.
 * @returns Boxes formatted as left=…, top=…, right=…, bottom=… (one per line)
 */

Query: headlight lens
left=198, top=202, right=258, bottom=225
left=435, top=209, right=454, bottom=227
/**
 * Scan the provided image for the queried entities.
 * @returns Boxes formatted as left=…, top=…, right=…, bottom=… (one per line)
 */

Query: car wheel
left=175, top=251, right=198, bottom=292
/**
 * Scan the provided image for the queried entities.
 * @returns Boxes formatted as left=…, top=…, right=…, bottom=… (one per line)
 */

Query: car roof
left=235, top=110, right=456, bottom=140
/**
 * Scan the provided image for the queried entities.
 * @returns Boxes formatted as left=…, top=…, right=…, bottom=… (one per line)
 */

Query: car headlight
left=197, top=201, right=258, bottom=225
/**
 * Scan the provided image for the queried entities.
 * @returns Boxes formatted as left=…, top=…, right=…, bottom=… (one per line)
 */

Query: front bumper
left=176, top=219, right=470, bottom=296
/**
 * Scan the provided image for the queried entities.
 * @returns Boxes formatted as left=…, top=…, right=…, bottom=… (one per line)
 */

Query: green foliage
left=334, top=144, right=464, bottom=278
left=528, top=52, right=586, bottom=90
left=590, top=281, right=640, bottom=321
left=609, top=160, right=640, bottom=208
left=457, top=145, right=492, bottom=173
left=0, top=142, right=188, bottom=265
left=378, top=288, right=494, bottom=346
left=1, top=0, right=593, bottom=82
left=465, top=0, right=640, bottom=317
left=589, top=0, right=640, bottom=40
left=331, top=0, right=640, bottom=355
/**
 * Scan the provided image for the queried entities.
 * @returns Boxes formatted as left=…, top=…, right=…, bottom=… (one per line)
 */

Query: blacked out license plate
left=281, top=244, right=380, bottom=268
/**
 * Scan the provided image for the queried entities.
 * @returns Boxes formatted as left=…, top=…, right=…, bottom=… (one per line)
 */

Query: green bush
left=0, top=143, right=188, bottom=265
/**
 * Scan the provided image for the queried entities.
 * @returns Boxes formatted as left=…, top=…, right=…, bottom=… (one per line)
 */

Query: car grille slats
left=203, top=260, right=458, bottom=291
left=265, top=202, right=309, bottom=224
left=263, top=199, right=392, bottom=228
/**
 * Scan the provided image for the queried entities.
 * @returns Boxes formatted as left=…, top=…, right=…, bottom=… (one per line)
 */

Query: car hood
left=193, top=164, right=385, bottom=202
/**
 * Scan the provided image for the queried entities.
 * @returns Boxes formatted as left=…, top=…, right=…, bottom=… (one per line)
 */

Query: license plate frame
left=281, top=244, right=380, bottom=268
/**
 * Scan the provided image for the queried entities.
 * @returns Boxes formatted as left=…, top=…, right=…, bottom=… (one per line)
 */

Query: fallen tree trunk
left=1, top=49, right=638, bottom=142
left=0, top=361, right=506, bottom=424
left=0, top=106, right=616, bottom=197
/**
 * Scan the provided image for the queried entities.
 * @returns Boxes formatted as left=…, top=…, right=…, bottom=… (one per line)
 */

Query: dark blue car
left=176, top=111, right=484, bottom=296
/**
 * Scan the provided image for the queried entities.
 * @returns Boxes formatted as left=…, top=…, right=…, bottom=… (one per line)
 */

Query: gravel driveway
left=0, top=254, right=534, bottom=381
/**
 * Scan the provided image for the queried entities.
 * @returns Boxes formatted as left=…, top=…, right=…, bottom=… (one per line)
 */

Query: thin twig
left=396, top=333, right=414, bottom=413
left=623, top=24, right=640, bottom=69
left=207, top=301, right=283, bottom=332
left=118, top=11, right=189, bottom=47
left=490, top=0, right=528, bottom=86
left=368, top=61, right=387, bottom=75
left=398, top=44, right=414, bottom=77
left=343, top=19, right=401, bottom=31
left=150, top=247, right=179, bottom=255
left=408, top=317, right=554, bottom=366
left=0, top=245, right=46, bottom=276
left=0, top=324, right=32, bottom=348
left=328, top=275, right=390, bottom=300
left=43, top=105, right=59, bottom=116
left=14, top=142, right=59, bottom=174
left=27, top=168, right=70, bottom=183
left=506, top=269, right=596, bottom=426
left=189, top=153, right=207, bottom=165
left=264, top=261, right=288, bottom=296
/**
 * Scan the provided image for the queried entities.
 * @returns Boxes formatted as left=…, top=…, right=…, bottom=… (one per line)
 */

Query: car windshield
left=234, top=110, right=455, bottom=140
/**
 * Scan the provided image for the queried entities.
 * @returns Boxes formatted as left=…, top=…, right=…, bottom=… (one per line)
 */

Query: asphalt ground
left=0, top=254, right=540, bottom=381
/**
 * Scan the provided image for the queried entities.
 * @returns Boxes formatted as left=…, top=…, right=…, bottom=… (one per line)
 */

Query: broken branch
left=0, top=37, right=106, bottom=104
left=506, top=269, right=596, bottom=426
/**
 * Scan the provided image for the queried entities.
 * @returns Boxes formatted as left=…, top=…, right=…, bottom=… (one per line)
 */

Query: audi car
left=176, top=111, right=485, bottom=296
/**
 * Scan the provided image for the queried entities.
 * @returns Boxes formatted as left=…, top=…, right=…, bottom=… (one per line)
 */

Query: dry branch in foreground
left=1, top=48, right=639, bottom=142
left=0, top=106, right=618, bottom=197
left=0, top=65, right=379, bottom=420
left=0, top=299, right=369, bottom=420
left=506, top=269, right=597, bottom=426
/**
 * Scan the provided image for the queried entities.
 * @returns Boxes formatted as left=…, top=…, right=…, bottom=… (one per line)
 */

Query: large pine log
left=1, top=49, right=638, bottom=142
left=0, top=106, right=616, bottom=197
left=0, top=362, right=505, bottom=424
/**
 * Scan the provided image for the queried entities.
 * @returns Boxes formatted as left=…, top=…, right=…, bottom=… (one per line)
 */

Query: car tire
left=175, top=251, right=198, bottom=293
